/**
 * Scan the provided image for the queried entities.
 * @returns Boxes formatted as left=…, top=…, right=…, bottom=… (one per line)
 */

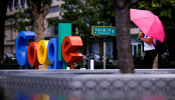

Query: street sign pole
left=103, top=37, right=107, bottom=69
left=91, top=26, right=116, bottom=69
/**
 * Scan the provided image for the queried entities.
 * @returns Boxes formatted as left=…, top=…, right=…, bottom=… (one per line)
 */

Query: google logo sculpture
left=15, top=23, right=83, bottom=69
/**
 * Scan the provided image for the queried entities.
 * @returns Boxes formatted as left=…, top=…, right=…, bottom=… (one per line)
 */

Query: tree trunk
left=31, top=0, right=51, bottom=42
left=109, top=0, right=139, bottom=73
left=115, top=8, right=134, bottom=73
left=33, top=14, right=45, bottom=42
left=0, top=0, right=8, bottom=64
left=153, top=54, right=158, bottom=69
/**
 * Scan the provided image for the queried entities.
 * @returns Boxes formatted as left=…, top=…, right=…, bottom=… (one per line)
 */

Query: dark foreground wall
left=0, top=69, right=175, bottom=100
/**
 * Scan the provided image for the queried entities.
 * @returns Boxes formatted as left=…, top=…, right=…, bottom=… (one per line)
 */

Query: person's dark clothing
left=142, top=49, right=157, bottom=69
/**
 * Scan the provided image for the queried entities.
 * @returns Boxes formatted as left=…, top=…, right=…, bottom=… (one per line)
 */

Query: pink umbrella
left=130, top=9, right=165, bottom=43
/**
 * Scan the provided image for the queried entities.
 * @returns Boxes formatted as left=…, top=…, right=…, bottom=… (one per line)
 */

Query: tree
left=0, top=0, right=8, bottom=64
left=48, top=0, right=114, bottom=54
left=8, top=8, right=33, bottom=32
left=131, top=0, right=175, bottom=66
left=7, top=0, right=51, bottom=42
left=109, top=0, right=139, bottom=73
left=30, top=0, right=52, bottom=42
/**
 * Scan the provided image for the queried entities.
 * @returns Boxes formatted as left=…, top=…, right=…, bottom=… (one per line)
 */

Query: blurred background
left=0, top=0, right=175, bottom=69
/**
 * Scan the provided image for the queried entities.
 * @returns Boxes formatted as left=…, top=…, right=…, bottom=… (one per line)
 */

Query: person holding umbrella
left=139, top=33, right=157, bottom=68
left=130, top=9, right=166, bottom=68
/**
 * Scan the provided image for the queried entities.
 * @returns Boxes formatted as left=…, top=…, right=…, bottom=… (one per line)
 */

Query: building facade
left=4, top=0, right=143, bottom=59
left=5, top=0, right=63, bottom=53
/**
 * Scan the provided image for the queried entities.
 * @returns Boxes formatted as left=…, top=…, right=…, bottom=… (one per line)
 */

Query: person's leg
left=149, top=50, right=157, bottom=68
left=142, top=51, right=151, bottom=68
left=142, top=50, right=157, bottom=68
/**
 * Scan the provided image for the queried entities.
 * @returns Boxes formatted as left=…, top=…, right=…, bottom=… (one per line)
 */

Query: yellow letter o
left=37, top=40, right=52, bottom=69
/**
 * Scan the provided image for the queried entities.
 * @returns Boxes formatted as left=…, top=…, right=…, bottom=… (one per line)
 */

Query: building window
left=21, top=0, right=25, bottom=7
left=68, top=4, right=76, bottom=8
left=8, top=0, right=13, bottom=11
left=49, top=6, right=59, bottom=13
left=14, top=0, right=18, bottom=9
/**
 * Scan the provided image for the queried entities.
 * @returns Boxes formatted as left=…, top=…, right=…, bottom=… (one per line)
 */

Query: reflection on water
left=0, top=84, right=171, bottom=100
left=1, top=89, right=166, bottom=100
left=15, top=90, right=49, bottom=100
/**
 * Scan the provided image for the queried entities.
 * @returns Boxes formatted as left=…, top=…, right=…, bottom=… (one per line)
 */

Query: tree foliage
left=7, top=0, right=52, bottom=33
left=132, top=0, right=175, bottom=31
left=48, top=0, right=114, bottom=53
left=8, top=8, right=33, bottom=32
left=7, top=0, right=52, bottom=42
left=131, top=0, right=175, bottom=63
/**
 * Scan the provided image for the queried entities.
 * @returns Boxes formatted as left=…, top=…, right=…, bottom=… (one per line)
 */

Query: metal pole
left=136, top=44, right=138, bottom=56
left=103, top=37, right=106, bottom=69
left=90, top=59, right=94, bottom=70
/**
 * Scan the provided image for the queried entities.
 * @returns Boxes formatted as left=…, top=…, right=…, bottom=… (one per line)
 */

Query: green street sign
left=92, top=26, right=116, bottom=36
